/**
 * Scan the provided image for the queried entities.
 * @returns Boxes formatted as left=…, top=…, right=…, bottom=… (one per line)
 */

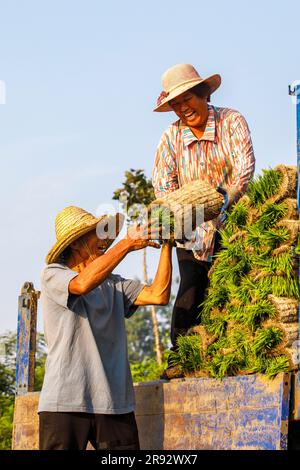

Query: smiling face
left=169, top=90, right=209, bottom=129
left=82, top=230, right=112, bottom=257
left=68, top=229, right=112, bottom=266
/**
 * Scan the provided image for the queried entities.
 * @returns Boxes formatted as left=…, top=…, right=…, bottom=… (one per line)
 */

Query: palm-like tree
left=113, top=169, right=163, bottom=365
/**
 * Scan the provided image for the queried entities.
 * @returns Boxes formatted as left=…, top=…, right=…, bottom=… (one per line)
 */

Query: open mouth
left=184, top=111, right=196, bottom=119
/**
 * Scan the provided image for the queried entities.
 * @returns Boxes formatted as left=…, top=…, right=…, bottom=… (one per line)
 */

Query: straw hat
left=46, top=206, right=124, bottom=264
left=154, top=64, right=221, bottom=112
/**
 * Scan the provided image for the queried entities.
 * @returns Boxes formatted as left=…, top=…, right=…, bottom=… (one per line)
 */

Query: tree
left=126, top=301, right=173, bottom=363
left=113, top=169, right=164, bottom=364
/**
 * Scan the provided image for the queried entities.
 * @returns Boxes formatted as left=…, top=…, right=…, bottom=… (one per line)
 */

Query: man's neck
left=67, top=254, right=96, bottom=273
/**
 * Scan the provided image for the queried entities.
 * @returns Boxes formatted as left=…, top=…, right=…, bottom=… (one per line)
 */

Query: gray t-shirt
left=38, top=263, right=144, bottom=414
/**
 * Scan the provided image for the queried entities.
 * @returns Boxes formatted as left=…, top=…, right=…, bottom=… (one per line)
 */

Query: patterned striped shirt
left=152, top=104, right=255, bottom=262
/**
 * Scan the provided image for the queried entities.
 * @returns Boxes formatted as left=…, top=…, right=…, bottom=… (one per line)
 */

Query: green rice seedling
left=257, top=276, right=300, bottom=299
left=246, top=227, right=290, bottom=253
left=168, top=334, right=204, bottom=373
left=224, top=202, right=249, bottom=231
left=247, top=355, right=266, bottom=374
left=234, top=276, right=269, bottom=303
left=149, top=206, right=175, bottom=237
left=225, top=279, right=245, bottom=305
left=264, top=356, right=290, bottom=378
left=254, top=203, right=287, bottom=231
left=252, top=327, right=284, bottom=357
left=226, top=328, right=253, bottom=360
left=247, top=169, right=283, bottom=206
left=219, top=225, right=236, bottom=244
left=295, top=234, right=300, bottom=256
left=248, top=354, right=290, bottom=378
left=229, top=300, right=276, bottom=331
left=209, top=261, right=246, bottom=287
left=209, top=245, right=251, bottom=287
left=254, top=250, right=295, bottom=278
left=208, top=352, right=245, bottom=379
left=220, top=239, right=246, bottom=260
left=206, top=336, right=229, bottom=356
left=263, top=227, right=290, bottom=248
left=246, top=226, right=265, bottom=250
left=205, top=315, right=228, bottom=337
left=200, top=286, right=229, bottom=323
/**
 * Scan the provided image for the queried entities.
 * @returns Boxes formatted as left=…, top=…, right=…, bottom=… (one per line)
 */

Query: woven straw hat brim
left=46, top=213, right=124, bottom=265
left=154, top=74, right=221, bottom=112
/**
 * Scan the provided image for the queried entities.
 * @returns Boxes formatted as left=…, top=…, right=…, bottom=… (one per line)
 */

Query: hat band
left=165, top=77, right=202, bottom=95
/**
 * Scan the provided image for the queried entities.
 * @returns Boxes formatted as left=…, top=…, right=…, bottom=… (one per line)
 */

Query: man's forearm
left=69, top=239, right=131, bottom=294
left=151, top=243, right=172, bottom=301
left=135, top=243, right=172, bottom=305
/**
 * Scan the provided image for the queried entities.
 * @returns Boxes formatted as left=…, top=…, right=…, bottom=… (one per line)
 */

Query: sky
left=0, top=0, right=299, bottom=333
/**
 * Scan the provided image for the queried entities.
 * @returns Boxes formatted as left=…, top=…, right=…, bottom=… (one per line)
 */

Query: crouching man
left=38, top=205, right=172, bottom=450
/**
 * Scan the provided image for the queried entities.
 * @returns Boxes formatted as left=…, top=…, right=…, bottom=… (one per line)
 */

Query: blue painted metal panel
left=294, top=83, right=300, bottom=420
left=137, top=374, right=291, bottom=449
left=15, top=282, right=39, bottom=395
left=297, top=84, right=300, bottom=211
left=297, top=85, right=300, bottom=418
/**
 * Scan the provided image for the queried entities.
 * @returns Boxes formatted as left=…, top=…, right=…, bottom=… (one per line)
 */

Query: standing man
left=152, top=63, right=255, bottom=351
left=39, top=206, right=172, bottom=450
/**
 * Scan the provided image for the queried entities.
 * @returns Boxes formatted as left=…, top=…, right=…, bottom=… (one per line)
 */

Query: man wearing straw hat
left=38, top=206, right=172, bottom=450
left=152, top=64, right=255, bottom=361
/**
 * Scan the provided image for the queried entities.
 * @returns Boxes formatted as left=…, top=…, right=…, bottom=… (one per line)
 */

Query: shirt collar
left=180, top=104, right=216, bottom=147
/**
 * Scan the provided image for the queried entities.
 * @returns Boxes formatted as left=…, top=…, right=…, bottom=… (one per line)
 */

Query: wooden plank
left=15, top=283, right=39, bottom=395
left=12, top=393, right=40, bottom=450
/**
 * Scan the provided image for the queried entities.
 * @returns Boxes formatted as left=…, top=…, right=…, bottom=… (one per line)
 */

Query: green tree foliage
left=113, top=168, right=164, bottom=364
left=126, top=301, right=173, bottom=362
left=130, top=356, right=168, bottom=383
left=113, top=168, right=155, bottom=224
left=0, top=395, right=14, bottom=450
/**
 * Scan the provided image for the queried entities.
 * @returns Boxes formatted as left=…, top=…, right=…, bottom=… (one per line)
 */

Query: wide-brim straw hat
left=154, top=64, right=221, bottom=112
left=46, top=206, right=124, bottom=265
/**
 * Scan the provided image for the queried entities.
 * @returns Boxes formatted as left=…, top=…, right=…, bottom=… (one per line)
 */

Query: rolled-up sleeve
left=152, top=129, right=179, bottom=198
left=116, top=277, right=145, bottom=318
left=41, top=264, right=78, bottom=308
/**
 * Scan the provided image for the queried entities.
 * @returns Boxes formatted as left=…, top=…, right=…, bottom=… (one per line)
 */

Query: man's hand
left=126, top=221, right=162, bottom=251
left=69, top=221, right=166, bottom=296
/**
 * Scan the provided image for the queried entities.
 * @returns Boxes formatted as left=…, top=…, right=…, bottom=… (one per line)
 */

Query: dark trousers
left=171, top=234, right=221, bottom=348
left=39, top=411, right=140, bottom=450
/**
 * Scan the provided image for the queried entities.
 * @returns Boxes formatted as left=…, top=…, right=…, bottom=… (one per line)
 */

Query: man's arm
left=134, top=242, right=172, bottom=306
left=69, top=224, right=160, bottom=295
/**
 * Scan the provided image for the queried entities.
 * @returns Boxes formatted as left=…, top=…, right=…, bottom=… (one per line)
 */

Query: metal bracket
left=289, top=85, right=296, bottom=96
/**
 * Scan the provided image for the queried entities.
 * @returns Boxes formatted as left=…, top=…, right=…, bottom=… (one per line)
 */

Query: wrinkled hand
left=126, top=221, right=162, bottom=251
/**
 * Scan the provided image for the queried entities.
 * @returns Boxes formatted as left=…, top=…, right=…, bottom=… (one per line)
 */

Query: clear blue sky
left=0, top=0, right=299, bottom=332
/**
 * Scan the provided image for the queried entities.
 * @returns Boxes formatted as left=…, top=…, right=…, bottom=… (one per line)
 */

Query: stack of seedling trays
left=167, top=165, right=300, bottom=379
